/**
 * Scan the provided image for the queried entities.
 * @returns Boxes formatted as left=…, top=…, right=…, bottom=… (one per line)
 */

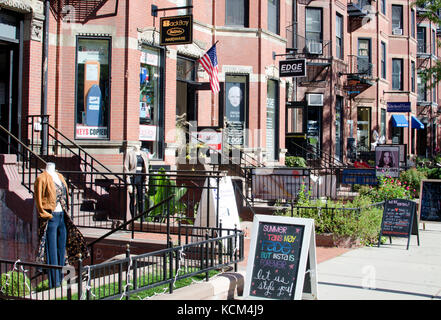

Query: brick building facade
left=1, top=0, right=440, bottom=170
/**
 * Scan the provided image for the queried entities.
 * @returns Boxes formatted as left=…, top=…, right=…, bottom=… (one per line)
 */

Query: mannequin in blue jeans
left=45, top=163, right=67, bottom=288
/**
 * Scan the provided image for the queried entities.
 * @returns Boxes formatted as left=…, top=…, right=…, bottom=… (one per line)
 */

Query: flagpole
left=184, top=41, right=219, bottom=77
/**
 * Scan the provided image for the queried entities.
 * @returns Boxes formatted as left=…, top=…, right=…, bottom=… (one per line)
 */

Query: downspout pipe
left=41, top=0, right=50, bottom=156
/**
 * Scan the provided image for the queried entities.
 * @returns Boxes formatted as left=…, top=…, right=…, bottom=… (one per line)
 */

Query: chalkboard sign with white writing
left=419, top=180, right=441, bottom=222
left=378, top=199, right=419, bottom=250
left=244, top=215, right=317, bottom=300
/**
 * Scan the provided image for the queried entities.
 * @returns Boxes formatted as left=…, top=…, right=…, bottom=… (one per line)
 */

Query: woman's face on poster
left=383, top=151, right=392, bottom=166
left=228, top=86, right=242, bottom=107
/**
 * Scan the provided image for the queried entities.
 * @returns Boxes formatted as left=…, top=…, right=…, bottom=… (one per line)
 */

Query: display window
left=225, top=75, right=248, bottom=146
left=139, top=46, right=163, bottom=159
left=75, top=37, right=111, bottom=139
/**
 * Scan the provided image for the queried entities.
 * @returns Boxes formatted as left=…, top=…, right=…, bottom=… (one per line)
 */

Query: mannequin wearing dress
left=123, top=145, right=150, bottom=218
left=44, top=162, right=67, bottom=288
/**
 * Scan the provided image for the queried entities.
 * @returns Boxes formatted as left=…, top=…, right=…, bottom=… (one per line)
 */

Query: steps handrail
left=0, top=124, right=47, bottom=166
left=87, top=194, right=175, bottom=248
left=28, top=115, right=125, bottom=184
left=289, top=140, right=346, bottom=168
left=184, top=128, right=265, bottom=169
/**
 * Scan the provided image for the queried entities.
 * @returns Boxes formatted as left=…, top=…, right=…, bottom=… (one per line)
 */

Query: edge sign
left=160, top=15, right=193, bottom=46
left=279, top=59, right=306, bottom=77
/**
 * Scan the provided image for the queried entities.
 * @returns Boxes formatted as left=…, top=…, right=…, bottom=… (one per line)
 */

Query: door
left=0, top=43, right=18, bottom=154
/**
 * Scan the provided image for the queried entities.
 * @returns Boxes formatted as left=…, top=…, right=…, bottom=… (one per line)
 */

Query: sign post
left=378, top=199, right=419, bottom=250
left=243, top=214, right=317, bottom=300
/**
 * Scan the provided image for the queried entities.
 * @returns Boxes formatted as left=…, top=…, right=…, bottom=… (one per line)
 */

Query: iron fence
left=244, top=166, right=382, bottom=204
left=60, top=170, right=224, bottom=233
left=0, top=227, right=244, bottom=300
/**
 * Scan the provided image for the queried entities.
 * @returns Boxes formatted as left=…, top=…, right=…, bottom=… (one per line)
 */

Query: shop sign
left=279, top=59, right=306, bottom=77
left=160, top=15, right=193, bottom=46
left=190, top=131, right=222, bottom=151
left=139, top=125, right=157, bottom=141
left=76, top=125, right=108, bottom=139
left=387, top=102, right=411, bottom=112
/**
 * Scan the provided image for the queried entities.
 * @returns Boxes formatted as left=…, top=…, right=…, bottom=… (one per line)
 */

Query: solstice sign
left=244, top=215, right=317, bottom=300
left=160, top=15, right=193, bottom=46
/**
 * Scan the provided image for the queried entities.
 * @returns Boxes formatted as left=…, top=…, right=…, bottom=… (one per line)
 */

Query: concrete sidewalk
left=150, top=222, right=441, bottom=300
left=316, top=222, right=441, bottom=300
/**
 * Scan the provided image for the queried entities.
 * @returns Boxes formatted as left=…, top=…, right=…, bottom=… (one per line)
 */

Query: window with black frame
left=225, top=0, right=249, bottom=27
left=305, top=7, right=322, bottom=55
left=392, top=58, right=403, bottom=91
left=225, top=75, right=247, bottom=146
left=266, top=79, right=279, bottom=161
left=139, top=46, right=163, bottom=159
left=268, top=0, right=279, bottom=35
left=75, top=37, right=110, bottom=139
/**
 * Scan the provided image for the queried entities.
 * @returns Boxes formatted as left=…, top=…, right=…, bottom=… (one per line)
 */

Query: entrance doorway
left=0, top=10, right=23, bottom=154
left=0, top=41, right=20, bottom=154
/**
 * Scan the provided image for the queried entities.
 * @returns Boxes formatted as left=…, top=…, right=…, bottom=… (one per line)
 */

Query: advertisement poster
left=225, top=82, right=245, bottom=145
left=375, top=145, right=400, bottom=177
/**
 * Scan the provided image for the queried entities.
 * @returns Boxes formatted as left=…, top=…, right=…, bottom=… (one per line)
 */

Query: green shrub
left=284, top=194, right=383, bottom=246
left=0, top=271, right=31, bottom=297
left=285, top=156, right=307, bottom=168
left=399, top=168, right=427, bottom=197
left=359, top=176, right=413, bottom=202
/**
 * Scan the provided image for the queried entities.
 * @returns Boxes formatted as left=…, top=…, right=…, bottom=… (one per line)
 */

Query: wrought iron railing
left=0, top=227, right=244, bottom=300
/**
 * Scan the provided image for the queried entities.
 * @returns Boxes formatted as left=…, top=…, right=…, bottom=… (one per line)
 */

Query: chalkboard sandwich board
left=419, top=179, right=441, bottom=223
left=243, top=215, right=317, bottom=300
left=378, top=199, right=419, bottom=250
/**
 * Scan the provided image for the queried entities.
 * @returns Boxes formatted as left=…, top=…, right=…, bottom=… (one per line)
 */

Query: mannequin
left=123, top=145, right=150, bottom=219
left=34, top=162, right=88, bottom=288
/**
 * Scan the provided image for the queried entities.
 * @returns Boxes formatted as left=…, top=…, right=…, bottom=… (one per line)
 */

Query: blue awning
left=411, top=116, right=425, bottom=129
left=391, top=114, right=409, bottom=127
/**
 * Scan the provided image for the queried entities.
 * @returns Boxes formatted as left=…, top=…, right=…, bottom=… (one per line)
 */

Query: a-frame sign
left=243, top=215, right=318, bottom=300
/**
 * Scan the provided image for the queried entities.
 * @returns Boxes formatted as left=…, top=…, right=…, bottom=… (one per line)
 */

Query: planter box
left=315, top=233, right=361, bottom=248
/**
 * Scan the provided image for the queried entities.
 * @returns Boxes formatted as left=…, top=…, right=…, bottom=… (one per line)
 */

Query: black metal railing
left=346, top=55, right=373, bottom=78
left=0, top=227, right=244, bottom=300
left=79, top=229, right=243, bottom=300
left=0, top=124, right=47, bottom=194
left=243, top=166, right=381, bottom=205
left=0, top=258, right=74, bottom=301
left=285, top=32, right=332, bottom=59
left=287, top=140, right=347, bottom=168
left=26, top=115, right=125, bottom=186
left=60, top=170, right=224, bottom=233
left=184, top=127, right=264, bottom=177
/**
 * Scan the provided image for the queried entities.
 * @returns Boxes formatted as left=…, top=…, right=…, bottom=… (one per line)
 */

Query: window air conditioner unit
left=392, top=28, right=403, bottom=35
left=307, top=41, right=323, bottom=55
left=307, top=93, right=324, bottom=106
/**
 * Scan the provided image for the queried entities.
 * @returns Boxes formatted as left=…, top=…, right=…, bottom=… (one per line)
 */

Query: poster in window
left=375, top=145, right=400, bottom=177
left=225, top=82, right=245, bottom=145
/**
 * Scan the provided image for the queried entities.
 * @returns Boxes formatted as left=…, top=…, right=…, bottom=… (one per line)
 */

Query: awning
left=411, top=116, right=425, bottom=129
left=391, top=114, right=409, bottom=127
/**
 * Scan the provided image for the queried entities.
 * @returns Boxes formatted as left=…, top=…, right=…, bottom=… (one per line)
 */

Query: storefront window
left=75, top=37, right=110, bottom=139
left=225, top=75, right=247, bottom=146
left=287, top=107, right=304, bottom=133
left=139, top=46, right=163, bottom=159
left=266, top=79, right=279, bottom=161
left=357, top=107, right=371, bottom=150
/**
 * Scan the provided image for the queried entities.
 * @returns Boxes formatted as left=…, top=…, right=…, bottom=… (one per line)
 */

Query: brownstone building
left=1, top=0, right=440, bottom=170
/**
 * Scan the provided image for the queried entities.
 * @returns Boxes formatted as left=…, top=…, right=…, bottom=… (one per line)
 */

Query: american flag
left=199, top=44, right=220, bottom=94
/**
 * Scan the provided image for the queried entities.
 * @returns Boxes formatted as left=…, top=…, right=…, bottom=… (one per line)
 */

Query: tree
left=412, top=0, right=441, bottom=86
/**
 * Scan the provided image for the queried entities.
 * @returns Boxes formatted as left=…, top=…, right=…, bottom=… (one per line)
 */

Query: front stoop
left=148, top=271, right=245, bottom=300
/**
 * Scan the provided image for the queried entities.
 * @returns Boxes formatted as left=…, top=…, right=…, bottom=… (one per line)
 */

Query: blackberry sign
left=279, top=59, right=306, bottom=77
